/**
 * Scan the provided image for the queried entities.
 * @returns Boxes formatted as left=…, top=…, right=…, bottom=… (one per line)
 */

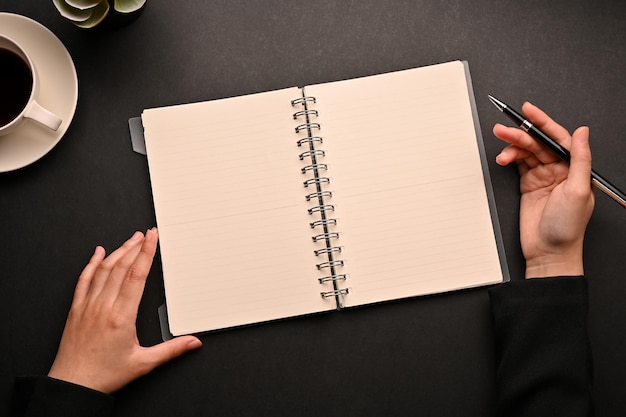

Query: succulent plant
left=53, top=0, right=147, bottom=29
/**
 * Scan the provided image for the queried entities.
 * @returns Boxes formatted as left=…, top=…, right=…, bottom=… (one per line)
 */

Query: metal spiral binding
left=309, top=218, right=336, bottom=228
left=317, top=260, right=345, bottom=270
left=291, top=96, right=316, bottom=106
left=301, top=164, right=328, bottom=174
left=314, top=246, right=342, bottom=256
left=318, top=274, right=347, bottom=283
left=308, top=205, right=334, bottom=215
left=293, top=109, right=319, bottom=119
left=303, top=177, right=330, bottom=188
left=295, top=122, right=321, bottom=133
left=306, top=191, right=332, bottom=201
left=312, top=232, right=340, bottom=242
left=321, top=289, right=350, bottom=299
left=299, top=149, right=325, bottom=160
left=297, top=136, right=323, bottom=147
left=292, top=92, right=348, bottom=306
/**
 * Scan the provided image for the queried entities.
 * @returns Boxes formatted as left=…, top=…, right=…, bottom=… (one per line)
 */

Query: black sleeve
left=10, top=376, right=115, bottom=417
left=488, top=276, right=593, bottom=417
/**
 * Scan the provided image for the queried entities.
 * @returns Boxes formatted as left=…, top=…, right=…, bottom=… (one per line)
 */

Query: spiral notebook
left=141, top=60, right=509, bottom=336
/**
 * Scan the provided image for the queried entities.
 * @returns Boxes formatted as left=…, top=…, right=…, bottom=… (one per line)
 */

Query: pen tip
left=488, top=95, right=506, bottom=112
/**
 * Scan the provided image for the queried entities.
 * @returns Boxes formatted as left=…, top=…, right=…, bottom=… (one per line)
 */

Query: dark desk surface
left=2, top=1, right=626, bottom=416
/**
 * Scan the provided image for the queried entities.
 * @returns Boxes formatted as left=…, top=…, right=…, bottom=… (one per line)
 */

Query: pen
left=488, top=95, right=626, bottom=209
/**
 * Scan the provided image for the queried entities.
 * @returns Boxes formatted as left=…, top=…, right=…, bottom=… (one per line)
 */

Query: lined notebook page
left=306, top=61, right=504, bottom=308
left=142, top=87, right=333, bottom=335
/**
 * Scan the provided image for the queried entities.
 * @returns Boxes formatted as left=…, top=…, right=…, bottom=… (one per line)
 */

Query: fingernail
left=145, top=228, right=158, bottom=241
left=92, top=246, right=105, bottom=260
left=495, top=153, right=507, bottom=166
left=130, top=231, right=143, bottom=242
left=188, top=338, right=203, bottom=350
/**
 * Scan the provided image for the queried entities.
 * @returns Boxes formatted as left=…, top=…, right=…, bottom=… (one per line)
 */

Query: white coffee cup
left=0, top=34, right=63, bottom=136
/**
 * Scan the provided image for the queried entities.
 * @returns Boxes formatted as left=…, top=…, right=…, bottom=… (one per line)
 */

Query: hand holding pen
left=490, top=95, right=626, bottom=208
left=491, top=101, right=594, bottom=278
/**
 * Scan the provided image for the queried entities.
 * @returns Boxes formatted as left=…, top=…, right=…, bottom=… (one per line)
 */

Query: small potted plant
left=53, top=0, right=147, bottom=29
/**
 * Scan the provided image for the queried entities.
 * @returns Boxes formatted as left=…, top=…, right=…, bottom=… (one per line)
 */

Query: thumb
left=566, top=126, right=592, bottom=193
left=141, top=336, right=203, bottom=371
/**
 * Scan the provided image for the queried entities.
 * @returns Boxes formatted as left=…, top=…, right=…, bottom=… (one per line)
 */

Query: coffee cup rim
left=0, top=34, right=39, bottom=132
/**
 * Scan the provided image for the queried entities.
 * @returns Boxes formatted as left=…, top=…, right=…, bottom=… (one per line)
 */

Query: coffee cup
left=0, top=34, right=63, bottom=136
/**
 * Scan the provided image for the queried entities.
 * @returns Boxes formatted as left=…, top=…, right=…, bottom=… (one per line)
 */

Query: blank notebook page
left=306, top=61, right=504, bottom=307
left=143, top=87, right=333, bottom=336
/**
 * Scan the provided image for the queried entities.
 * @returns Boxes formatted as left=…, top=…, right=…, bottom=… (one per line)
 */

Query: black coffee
left=0, top=47, right=33, bottom=126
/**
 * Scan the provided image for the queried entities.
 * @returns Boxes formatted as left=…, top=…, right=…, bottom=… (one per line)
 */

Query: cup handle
left=24, top=100, right=63, bottom=131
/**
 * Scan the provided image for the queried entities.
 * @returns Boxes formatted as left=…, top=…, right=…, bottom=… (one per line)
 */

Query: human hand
left=493, top=102, right=595, bottom=278
left=48, top=229, right=202, bottom=394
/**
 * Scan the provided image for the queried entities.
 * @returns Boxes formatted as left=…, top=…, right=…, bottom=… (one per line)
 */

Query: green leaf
left=65, top=0, right=102, bottom=11
left=73, top=0, right=110, bottom=28
left=52, top=0, right=92, bottom=22
left=114, top=0, right=146, bottom=13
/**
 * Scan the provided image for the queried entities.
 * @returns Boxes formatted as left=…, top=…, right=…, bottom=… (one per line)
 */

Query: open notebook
left=141, top=60, right=509, bottom=337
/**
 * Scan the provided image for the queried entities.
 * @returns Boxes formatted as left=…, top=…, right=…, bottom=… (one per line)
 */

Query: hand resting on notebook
left=493, top=101, right=595, bottom=278
left=47, top=228, right=203, bottom=394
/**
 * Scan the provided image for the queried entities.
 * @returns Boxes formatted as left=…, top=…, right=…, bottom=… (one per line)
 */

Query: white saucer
left=0, top=13, right=78, bottom=172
